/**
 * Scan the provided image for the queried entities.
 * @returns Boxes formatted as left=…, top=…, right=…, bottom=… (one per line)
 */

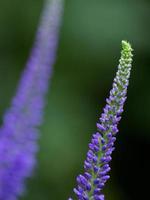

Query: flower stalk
left=0, top=0, right=64, bottom=199
left=69, top=41, right=133, bottom=200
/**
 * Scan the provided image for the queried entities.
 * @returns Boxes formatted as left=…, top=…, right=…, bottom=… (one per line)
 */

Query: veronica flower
left=0, top=0, right=64, bottom=199
left=69, top=41, right=133, bottom=200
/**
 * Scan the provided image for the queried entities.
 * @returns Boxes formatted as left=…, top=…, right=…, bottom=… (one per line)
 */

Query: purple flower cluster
left=0, top=0, right=64, bottom=199
left=69, top=41, right=133, bottom=200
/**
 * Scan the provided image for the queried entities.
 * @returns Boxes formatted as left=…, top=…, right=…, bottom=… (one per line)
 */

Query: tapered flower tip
left=122, top=40, right=133, bottom=52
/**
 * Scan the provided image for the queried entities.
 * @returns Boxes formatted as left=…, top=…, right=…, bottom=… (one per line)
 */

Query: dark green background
left=0, top=0, right=150, bottom=199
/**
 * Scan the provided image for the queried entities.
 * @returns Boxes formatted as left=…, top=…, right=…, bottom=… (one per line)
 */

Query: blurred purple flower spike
left=69, top=41, right=133, bottom=200
left=0, top=0, right=64, bottom=199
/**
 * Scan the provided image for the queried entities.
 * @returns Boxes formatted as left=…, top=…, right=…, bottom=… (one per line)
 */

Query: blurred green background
left=0, top=0, right=150, bottom=199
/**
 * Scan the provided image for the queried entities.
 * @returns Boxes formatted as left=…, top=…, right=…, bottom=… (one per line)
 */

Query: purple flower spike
left=0, top=0, right=64, bottom=199
left=69, top=41, right=133, bottom=200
